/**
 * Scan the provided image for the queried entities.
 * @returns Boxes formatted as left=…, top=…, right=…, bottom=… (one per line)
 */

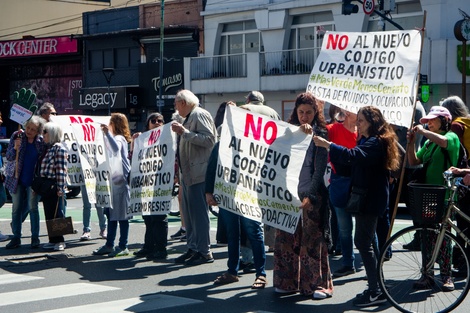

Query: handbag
left=345, top=186, right=368, bottom=214
left=31, top=176, right=57, bottom=197
left=31, top=150, right=57, bottom=197
left=46, top=196, right=74, bottom=237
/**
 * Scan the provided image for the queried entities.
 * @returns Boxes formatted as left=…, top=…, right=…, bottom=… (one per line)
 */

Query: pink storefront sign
left=0, top=36, right=78, bottom=58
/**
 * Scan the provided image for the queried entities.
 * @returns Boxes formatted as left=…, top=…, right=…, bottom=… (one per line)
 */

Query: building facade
left=186, top=0, right=469, bottom=120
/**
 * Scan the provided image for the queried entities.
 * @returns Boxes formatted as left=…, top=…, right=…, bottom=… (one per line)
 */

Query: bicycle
left=378, top=171, right=470, bottom=313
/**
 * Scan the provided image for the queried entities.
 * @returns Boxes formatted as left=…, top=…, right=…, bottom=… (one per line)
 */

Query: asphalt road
left=0, top=195, right=469, bottom=313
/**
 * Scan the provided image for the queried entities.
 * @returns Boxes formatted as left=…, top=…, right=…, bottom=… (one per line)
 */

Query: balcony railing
left=260, top=48, right=319, bottom=76
left=190, top=53, right=247, bottom=80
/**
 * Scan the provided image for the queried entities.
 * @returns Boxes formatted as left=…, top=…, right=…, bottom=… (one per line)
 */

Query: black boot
left=403, top=231, right=421, bottom=251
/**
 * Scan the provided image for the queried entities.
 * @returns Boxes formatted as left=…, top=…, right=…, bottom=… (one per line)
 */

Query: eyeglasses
left=43, top=130, right=48, bottom=134
left=150, top=119, right=164, bottom=124
left=50, top=112, right=57, bottom=115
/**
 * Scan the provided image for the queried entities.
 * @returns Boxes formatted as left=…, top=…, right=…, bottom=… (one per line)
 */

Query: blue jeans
left=11, top=184, right=40, bottom=239
left=0, top=183, right=6, bottom=208
left=104, top=208, right=129, bottom=249
left=81, top=185, right=106, bottom=232
left=332, top=203, right=355, bottom=268
left=220, top=209, right=266, bottom=277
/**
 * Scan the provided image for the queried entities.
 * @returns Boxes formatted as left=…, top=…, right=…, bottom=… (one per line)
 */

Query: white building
left=185, top=0, right=469, bottom=120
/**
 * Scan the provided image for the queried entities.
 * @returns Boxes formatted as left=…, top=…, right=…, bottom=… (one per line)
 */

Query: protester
left=208, top=101, right=268, bottom=288
left=93, top=113, right=132, bottom=257
left=407, top=105, right=460, bottom=291
left=79, top=189, right=107, bottom=240
left=327, top=108, right=358, bottom=277
left=441, top=95, right=470, bottom=277
left=4, top=116, right=46, bottom=249
left=273, top=92, right=333, bottom=298
left=240, top=91, right=278, bottom=252
left=131, top=113, right=168, bottom=260
left=39, top=122, right=68, bottom=251
left=37, top=102, right=57, bottom=122
left=171, top=89, right=217, bottom=266
left=314, top=106, right=400, bottom=307
left=0, top=112, right=10, bottom=242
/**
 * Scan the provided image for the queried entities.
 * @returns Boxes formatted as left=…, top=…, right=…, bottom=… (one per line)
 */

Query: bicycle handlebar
left=443, top=170, right=468, bottom=190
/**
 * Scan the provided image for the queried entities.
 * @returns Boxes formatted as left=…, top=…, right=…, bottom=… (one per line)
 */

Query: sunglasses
left=150, top=119, right=164, bottom=124
left=50, top=112, right=57, bottom=115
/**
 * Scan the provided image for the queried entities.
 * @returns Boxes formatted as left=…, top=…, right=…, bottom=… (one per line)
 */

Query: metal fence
left=260, top=48, right=319, bottom=76
left=190, top=53, right=246, bottom=80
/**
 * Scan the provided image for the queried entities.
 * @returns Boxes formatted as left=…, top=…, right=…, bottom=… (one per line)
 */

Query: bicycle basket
left=407, top=183, right=446, bottom=225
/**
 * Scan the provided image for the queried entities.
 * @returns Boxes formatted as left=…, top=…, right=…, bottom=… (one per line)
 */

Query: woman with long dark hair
left=314, top=106, right=400, bottom=307
left=273, top=92, right=333, bottom=299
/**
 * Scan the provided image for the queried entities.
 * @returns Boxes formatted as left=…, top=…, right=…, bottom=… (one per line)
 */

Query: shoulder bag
left=345, top=186, right=368, bottom=214
left=46, top=196, right=74, bottom=237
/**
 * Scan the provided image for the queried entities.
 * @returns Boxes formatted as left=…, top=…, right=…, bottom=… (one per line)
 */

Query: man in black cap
left=242, top=91, right=280, bottom=120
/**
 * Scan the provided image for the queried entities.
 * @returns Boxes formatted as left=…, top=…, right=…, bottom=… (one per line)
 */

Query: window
left=216, top=21, right=260, bottom=77
left=287, top=12, right=334, bottom=74
left=88, top=47, right=139, bottom=70
left=219, top=21, right=262, bottom=55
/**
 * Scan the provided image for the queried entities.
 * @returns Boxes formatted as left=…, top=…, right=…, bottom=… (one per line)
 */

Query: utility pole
left=158, top=0, right=165, bottom=113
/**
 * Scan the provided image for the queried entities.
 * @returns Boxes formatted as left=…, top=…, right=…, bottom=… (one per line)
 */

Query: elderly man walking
left=171, top=89, right=218, bottom=266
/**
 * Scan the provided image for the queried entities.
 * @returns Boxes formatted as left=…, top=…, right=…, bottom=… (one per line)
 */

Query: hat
left=420, top=106, right=452, bottom=124
left=245, top=91, right=264, bottom=104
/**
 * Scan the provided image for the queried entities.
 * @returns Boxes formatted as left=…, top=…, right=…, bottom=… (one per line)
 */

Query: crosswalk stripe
left=36, top=294, right=203, bottom=313
left=0, top=282, right=119, bottom=306
left=0, top=273, right=44, bottom=285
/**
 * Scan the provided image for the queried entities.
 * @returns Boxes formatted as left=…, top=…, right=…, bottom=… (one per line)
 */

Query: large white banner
left=70, top=123, right=113, bottom=208
left=51, top=115, right=110, bottom=187
left=307, top=30, right=421, bottom=127
left=214, top=106, right=311, bottom=234
left=129, top=123, right=176, bottom=216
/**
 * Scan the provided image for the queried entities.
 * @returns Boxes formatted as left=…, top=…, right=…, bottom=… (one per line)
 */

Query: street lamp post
left=158, top=0, right=165, bottom=113
left=102, top=68, right=115, bottom=116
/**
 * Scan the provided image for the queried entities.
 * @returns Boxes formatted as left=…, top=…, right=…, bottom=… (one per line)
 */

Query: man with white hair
left=171, top=89, right=218, bottom=266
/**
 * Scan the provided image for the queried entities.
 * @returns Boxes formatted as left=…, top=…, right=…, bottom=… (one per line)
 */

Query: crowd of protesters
left=1, top=91, right=469, bottom=307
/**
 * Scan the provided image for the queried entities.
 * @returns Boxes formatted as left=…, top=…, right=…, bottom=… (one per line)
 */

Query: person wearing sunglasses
left=130, top=113, right=168, bottom=260
left=37, top=103, right=57, bottom=122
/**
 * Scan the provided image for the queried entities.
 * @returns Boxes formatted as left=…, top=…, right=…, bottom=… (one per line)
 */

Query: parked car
left=0, top=138, right=80, bottom=200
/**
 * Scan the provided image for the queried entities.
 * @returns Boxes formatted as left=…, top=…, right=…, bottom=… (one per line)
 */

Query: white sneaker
left=43, top=242, right=55, bottom=250
left=0, top=232, right=9, bottom=242
left=80, top=232, right=91, bottom=241
left=54, top=242, right=66, bottom=251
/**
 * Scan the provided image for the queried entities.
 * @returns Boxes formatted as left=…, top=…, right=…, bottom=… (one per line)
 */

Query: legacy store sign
left=72, top=87, right=140, bottom=110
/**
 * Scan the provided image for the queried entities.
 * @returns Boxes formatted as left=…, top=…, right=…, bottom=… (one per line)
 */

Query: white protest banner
left=129, top=123, right=176, bottom=216
left=70, top=122, right=113, bottom=207
left=52, top=115, right=110, bottom=187
left=307, top=30, right=421, bottom=127
left=214, top=106, right=311, bottom=234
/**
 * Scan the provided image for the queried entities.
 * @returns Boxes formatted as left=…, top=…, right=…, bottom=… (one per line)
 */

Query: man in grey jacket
left=171, top=89, right=218, bottom=265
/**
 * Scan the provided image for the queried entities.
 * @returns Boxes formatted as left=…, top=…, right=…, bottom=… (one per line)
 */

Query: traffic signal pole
left=346, top=0, right=404, bottom=30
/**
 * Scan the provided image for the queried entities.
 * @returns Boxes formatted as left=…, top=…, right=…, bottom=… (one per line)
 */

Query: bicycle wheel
left=378, top=226, right=470, bottom=313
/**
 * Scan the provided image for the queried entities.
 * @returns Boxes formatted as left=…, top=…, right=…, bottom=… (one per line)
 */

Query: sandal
left=251, top=276, right=267, bottom=289
left=214, top=272, right=239, bottom=285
